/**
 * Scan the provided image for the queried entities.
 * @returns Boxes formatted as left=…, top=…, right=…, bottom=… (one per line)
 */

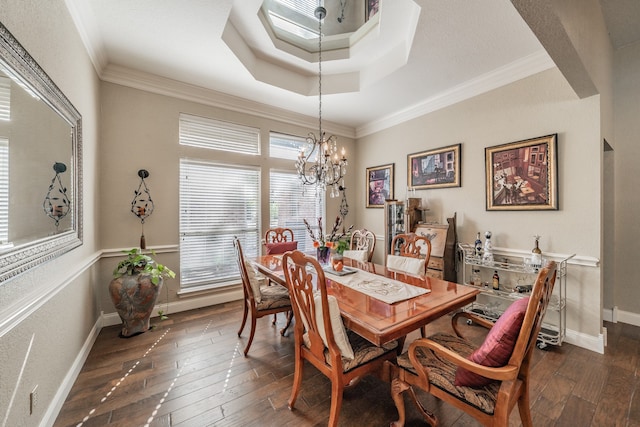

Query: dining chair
left=347, top=228, right=376, bottom=262
left=387, top=233, right=431, bottom=276
left=233, top=237, right=293, bottom=356
left=282, top=250, right=399, bottom=427
left=264, top=227, right=296, bottom=253
left=263, top=227, right=297, bottom=324
left=389, top=261, right=558, bottom=427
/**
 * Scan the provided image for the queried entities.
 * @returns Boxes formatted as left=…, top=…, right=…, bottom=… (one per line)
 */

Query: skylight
left=268, top=11, right=319, bottom=40
left=275, top=0, right=319, bottom=18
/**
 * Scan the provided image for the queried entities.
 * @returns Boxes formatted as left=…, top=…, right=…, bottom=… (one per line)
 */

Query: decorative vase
left=108, top=273, right=163, bottom=337
left=317, top=246, right=330, bottom=265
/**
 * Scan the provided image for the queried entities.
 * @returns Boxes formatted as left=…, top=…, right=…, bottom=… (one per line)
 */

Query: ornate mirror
left=0, top=22, right=82, bottom=282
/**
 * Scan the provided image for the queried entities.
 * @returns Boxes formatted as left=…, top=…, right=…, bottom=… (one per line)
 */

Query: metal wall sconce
left=131, top=169, right=154, bottom=249
left=43, top=162, right=70, bottom=230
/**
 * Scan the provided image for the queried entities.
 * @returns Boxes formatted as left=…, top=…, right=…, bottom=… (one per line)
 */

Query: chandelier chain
left=295, top=5, right=348, bottom=198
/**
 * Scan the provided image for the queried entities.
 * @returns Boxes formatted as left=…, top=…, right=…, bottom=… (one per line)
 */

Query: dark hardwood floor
left=54, top=301, right=640, bottom=426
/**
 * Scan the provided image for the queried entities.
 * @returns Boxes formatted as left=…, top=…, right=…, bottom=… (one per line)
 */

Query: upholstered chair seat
left=396, top=332, right=501, bottom=415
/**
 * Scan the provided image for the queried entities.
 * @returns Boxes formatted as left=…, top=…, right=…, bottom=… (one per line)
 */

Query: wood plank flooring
left=54, top=301, right=640, bottom=426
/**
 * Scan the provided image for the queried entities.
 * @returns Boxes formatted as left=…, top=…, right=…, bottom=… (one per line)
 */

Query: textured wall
left=354, top=68, right=603, bottom=340
left=0, top=1, right=101, bottom=425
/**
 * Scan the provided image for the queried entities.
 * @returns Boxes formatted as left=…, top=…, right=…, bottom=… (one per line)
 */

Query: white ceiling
left=64, top=0, right=639, bottom=138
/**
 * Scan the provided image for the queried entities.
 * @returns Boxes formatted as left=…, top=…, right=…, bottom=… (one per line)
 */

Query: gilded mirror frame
left=0, top=22, right=82, bottom=282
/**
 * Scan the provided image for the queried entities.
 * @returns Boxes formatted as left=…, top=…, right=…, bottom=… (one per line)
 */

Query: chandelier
left=295, top=5, right=348, bottom=198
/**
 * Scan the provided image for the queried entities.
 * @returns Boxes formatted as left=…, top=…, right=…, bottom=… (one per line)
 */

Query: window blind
left=0, top=77, right=10, bottom=121
left=179, top=159, right=260, bottom=288
left=269, top=170, right=325, bottom=253
left=275, top=0, right=318, bottom=18
left=179, top=113, right=260, bottom=155
left=0, top=138, right=8, bottom=243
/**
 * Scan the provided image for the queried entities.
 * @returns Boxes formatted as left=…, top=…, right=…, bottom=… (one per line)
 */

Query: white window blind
left=0, top=77, right=10, bottom=121
left=269, top=170, right=325, bottom=253
left=270, top=132, right=318, bottom=161
left=180, top=159, right=260, bottom=288
left=179, top=113, right=260, bottom=155
left=275, top=0, right=318, bottom=18
left=0, top=138, right=7, bottom=243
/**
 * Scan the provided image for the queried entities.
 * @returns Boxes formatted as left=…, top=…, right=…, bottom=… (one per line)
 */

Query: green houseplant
left=109, top=248, right=175, bottom=337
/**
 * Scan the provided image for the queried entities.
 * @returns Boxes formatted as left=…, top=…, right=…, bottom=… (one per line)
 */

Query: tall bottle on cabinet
left=384, top=200, right=405, bottom=256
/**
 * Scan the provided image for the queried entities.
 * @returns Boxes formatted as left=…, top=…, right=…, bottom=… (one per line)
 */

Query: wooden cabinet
left=414, top=214, right=457, bottom=282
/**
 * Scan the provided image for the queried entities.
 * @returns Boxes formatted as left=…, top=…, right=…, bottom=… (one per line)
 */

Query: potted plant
left=108, top=248, right=175, bottom=337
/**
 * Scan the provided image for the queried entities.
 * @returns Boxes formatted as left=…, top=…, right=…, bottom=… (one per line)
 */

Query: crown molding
left=101, top=64, right=355, bottom=139
left=355, top=50, right=556, bottom=138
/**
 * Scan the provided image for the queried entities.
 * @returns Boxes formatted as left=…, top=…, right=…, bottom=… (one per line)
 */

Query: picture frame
left=407, top=143, right=461, bottom=190
left=365, top=0, right=379, bottom=21
left=485, top=133, right=558, bottom=211
left=366, top=163, right=394, bottom=208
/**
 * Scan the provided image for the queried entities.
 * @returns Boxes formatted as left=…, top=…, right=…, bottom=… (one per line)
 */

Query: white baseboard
left=602, top=306, right=640, bottom=327
left=101, top=287, right=243, bottom=327
left=564, top=328, right=605, bottom=354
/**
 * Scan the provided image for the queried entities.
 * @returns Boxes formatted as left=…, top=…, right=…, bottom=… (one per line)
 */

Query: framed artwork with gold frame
left=366, top=163, right=394, bottom=208
left=407, top=144, right=461, bottom=190
left=485, top=134, right=558, bottom=211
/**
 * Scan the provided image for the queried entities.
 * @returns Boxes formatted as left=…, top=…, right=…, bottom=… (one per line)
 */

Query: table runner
left=324, top=268, right=430, bottom=304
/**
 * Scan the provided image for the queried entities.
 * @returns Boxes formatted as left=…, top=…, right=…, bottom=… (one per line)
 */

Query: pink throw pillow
left=454, top=297, right=529, bottom=387
left=265, top=241, right=298, bottom=255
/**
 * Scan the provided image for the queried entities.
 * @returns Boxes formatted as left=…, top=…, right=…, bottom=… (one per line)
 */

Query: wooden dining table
left=251, top=255, right=480, bottom=347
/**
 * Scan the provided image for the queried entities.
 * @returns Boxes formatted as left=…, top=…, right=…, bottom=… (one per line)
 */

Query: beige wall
left=96, top=81, right=356, bottom=316
left=0, top=0, right=101, bottom=425
left=613, top=40, right=640, bottom=321
left=0, top=0, right=632, bottom=423
left=354, top=68, right=603, bottom=342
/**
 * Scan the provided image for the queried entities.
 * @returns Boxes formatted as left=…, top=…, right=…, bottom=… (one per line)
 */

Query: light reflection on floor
left=75, top=328, right=170, bottom=427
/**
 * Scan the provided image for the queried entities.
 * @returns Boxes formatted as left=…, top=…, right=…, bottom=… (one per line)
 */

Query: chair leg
left=420, top=326, right=427, bottom=338
left=280, top=311, right=293, bottom=336
left=243, top=316, right=257, bottom=357
left=272, top=313, right=277, bottom=325
left=407, top=387, right=438, bottom=427
left=288, top=349, right=304, bottom=410
left=517, top=387, right=533, bottom=427
left=328, top=380, right=344, bottom=427
left=237, top=300, right=248, bottom=337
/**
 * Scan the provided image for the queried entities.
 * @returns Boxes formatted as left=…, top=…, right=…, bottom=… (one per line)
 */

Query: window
left=179, top=159, right=260, bottom=288
left=0, top=138, right=7, bottom=244
left=179, top=113, right=260, bottom=155
left=269, top=170, right=324, bottom=252
left=179, top=115, right=262, bottom=289
left=0, top=77, right=10, bottom=121
left=270, top=132, right=317, bottom=161
left=275, top=0, right=318, bottom=18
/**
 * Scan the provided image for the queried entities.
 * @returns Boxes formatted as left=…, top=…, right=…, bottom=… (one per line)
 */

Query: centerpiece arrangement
left=303, top=216, right=353, bottom=267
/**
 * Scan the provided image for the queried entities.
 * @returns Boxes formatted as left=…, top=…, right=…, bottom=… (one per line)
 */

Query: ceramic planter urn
left=108, top=273, right=162, bottom=337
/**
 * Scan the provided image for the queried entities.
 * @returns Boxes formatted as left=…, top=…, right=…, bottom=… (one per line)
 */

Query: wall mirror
left=0, top=22, right=82, bottom=282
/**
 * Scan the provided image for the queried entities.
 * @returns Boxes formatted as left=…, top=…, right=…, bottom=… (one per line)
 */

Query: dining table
left=251, top=254, right=480, bottom=347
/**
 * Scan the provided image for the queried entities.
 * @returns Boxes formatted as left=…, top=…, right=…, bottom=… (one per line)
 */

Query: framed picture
left=365, top=0, right=379, bottom=21
left=407, top=144, right=461, bottom=190
left=485, top=133, right=558, bottom=211
left=366, top=163, right=394, bottom=208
